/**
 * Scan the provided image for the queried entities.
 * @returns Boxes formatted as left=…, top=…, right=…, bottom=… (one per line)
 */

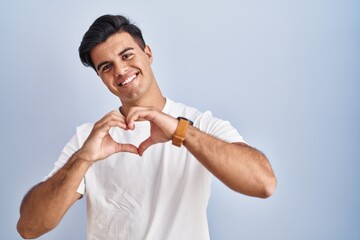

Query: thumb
left=138, top=137, right=155, bottom=156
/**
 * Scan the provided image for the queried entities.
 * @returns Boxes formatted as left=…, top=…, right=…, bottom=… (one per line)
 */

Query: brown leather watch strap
left=172, top=117, right=192, bottom=147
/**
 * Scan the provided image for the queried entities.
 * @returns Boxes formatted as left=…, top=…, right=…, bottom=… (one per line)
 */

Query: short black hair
left=79, top=14, right=146, bottom=71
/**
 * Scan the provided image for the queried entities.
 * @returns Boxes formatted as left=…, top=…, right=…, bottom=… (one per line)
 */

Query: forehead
left=90, top=32, right=139, bottom=63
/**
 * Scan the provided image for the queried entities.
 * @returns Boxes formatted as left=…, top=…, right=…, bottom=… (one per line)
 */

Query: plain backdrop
left=1, top=0, right=359, bottom=239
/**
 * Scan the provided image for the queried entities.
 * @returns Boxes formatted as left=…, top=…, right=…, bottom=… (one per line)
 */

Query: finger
left=126, top=109, right=155, bottom=129
left=115, top=143, right=139, bottom=155
left=100, top=110, right=125, bottom=122
left=91, top=121, right=128, bottom=140
left=96, top=111, right=127, bottom=126
left=138, top=137, right=155, bottom=156
left=97, top=119, right=129, bottom=131
left=94, top=111, right=129, bottom=131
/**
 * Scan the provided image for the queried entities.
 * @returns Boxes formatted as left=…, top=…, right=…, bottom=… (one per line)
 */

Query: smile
left=118, top=73, right=138, bottom=87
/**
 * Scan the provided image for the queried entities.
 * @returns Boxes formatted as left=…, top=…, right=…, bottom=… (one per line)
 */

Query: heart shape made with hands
left=108, top=121, right=167, bottom=157
left=88, top=107, right=178, bottom=160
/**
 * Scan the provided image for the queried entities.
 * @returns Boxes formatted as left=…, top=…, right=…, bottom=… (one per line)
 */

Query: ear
left=144, top=45, right=153, bottom=64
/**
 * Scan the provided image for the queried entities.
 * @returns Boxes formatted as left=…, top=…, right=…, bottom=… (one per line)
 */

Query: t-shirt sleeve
left=195, top=111, right=245, bottom=144
left=43, top=133, right=86, bottom=195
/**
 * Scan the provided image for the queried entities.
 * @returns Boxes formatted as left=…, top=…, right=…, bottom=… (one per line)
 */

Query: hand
left=78, top=111, right=139, bottom=163
left=126, top=106, right=178, bottom=156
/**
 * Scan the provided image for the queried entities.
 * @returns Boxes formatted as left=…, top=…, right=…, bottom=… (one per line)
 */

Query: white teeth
left=119, top=74, right=136, bottom=86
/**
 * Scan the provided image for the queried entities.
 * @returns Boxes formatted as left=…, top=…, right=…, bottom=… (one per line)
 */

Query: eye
left=122, top=52, right=134, bottom=60
left=101, top=63, right=112, bottom=73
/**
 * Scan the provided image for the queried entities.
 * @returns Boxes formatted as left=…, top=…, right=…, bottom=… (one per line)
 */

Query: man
left=17, top=14, right=276, bottom=239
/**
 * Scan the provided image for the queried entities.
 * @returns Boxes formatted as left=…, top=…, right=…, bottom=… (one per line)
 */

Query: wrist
left=73, top=149, right=94, bottom=167
left=172, top=117, right=193, bottom=147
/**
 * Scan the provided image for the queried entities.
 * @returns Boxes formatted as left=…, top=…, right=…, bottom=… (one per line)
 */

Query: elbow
left=17, top=217, right=54, bottom=239
left=226, top=173, right=277, bottom=198
left=259, top=175, right=277, bottom=199
left=257, top=154, right=277, bottom=198
left=229, top=177, right=276, bottom=198
left=17, top=220, right=37, bottom=239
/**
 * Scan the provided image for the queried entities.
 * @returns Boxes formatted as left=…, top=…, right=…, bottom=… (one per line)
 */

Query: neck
left=119, top=83, right=166, bottom=116
left=119, top=96, right=166, bottom=116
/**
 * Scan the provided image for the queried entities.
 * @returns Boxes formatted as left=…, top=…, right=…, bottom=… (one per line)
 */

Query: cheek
left=139, top=62, right=153, bottom=76
left=101, top=79, right=117, bottom=93
left=101, top=75, right=112, bottom=86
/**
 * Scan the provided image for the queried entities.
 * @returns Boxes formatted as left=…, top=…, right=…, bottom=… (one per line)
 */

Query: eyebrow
left=96, top=47, right=134, bottom=71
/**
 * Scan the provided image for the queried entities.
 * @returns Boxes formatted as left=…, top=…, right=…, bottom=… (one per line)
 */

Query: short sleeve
left=195, top=111, right=245, bottom=144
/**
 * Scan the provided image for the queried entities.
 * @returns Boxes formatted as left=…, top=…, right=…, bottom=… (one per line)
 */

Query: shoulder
left=166, top=98, right=243, bottom=141
left=73, top=122, right=94, bottom=145
left=76, top=122, right=94, bottom=134
left=164, top=97, right=213, bottom=120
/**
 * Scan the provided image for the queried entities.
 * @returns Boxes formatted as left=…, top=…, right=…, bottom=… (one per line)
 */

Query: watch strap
left=172, top=117, right=192, bottom=147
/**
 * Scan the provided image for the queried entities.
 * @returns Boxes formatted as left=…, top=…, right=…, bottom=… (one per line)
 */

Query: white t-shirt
left=46, top=98, right=244, bottom=240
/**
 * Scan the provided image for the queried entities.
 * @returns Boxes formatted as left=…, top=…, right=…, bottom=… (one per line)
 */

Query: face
left=90, top=32, right=156, bottom=105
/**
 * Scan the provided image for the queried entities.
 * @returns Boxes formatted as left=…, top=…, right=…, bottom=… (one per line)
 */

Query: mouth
left=117, top=72, right=138, bottom=87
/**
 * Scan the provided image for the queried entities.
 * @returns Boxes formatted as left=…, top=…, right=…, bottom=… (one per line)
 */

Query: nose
left=115, top=62, right=128, bottom=77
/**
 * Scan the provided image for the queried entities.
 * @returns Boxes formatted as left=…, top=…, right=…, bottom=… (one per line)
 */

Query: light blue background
left=1, top=0, right=359, bottom=239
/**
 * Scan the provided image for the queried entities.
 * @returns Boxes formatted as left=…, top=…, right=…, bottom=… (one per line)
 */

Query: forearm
left=183, top=126, right=276, bottom=198
left=17, top=151, right=91, bottom=239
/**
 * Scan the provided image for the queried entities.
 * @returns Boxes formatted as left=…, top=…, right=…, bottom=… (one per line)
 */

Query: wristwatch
left=172, top=117, right=193, bottom=147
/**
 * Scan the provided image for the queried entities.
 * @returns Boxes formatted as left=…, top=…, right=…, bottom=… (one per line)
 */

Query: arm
left=17, top=154, right=89, bottom=239
left=127, top=106, right=276, bottom=198
left=184, top=126, right=276, bottom=198
left=17, top=111, right=138, bottom=239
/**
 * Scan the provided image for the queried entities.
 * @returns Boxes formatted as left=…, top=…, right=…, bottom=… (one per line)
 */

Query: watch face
left=177, top=117, right=193, bottom=126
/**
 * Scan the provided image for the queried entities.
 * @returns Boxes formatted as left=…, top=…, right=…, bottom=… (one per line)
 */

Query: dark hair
left=79, top=14, right=146, bottom=71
